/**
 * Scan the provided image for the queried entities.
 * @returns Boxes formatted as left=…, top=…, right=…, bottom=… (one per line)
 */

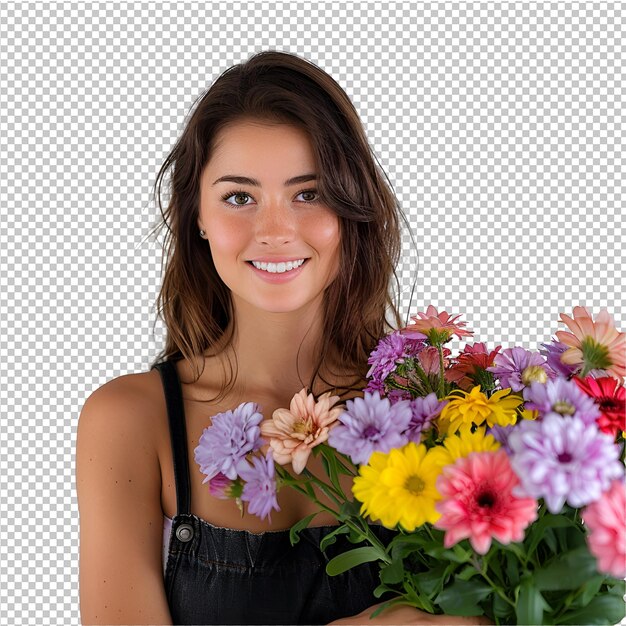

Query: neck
left=224, top=296, right=330, bottom=398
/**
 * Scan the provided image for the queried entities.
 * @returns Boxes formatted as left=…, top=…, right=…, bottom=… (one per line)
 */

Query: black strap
left=151, top=359, right=191, bottom=516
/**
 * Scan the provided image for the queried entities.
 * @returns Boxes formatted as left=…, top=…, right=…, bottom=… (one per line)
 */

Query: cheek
left=303, top=210, right=341, bottom=271
left=205, top=215, right=248, bottom=259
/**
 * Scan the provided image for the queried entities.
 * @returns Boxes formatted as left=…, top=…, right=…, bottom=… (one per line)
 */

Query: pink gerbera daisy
left=434, top=450, right=538, bottom=555
left=582, top=478, right=626, bottom=578
left=401, top=305, right=474, bottom=346
left=555, top=306, right=625, bottom=381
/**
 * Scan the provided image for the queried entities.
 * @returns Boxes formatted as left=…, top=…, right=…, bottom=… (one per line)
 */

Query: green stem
left=275, top=465, right=342, bottom=517
left=478, top=561, right=516, bottom=609
left=437, top=344, right=446, bottom=399
left=300, top=467, right=344, bottom=506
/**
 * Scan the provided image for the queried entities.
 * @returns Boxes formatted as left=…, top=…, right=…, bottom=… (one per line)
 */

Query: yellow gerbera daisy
left=430, top=424, right=500, bottom=468
left=438, top=385, right=523, bottom=434
left=352, top=442, right=442, bottom=531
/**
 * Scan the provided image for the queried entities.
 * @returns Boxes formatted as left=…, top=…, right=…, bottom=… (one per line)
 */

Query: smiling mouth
left=247, top=259, right=308, bottom=274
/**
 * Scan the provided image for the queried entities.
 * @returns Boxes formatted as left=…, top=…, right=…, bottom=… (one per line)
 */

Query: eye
left=296, top=189, right=319, bottom=203
left=221, top=190, right=254, bottom=206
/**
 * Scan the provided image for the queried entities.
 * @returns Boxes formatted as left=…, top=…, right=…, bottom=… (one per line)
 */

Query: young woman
left=76, top=51, right=485, bottom=625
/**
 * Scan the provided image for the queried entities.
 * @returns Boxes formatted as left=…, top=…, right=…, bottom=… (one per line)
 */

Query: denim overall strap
left=151, top=359, right=191, bottom=516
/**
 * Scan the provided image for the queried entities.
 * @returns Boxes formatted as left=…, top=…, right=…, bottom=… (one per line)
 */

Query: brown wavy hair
left=146, top=50, right=408, bottom=400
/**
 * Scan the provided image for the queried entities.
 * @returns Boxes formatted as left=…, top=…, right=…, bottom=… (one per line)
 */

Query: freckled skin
left=197, top=121, right=341, bottom=316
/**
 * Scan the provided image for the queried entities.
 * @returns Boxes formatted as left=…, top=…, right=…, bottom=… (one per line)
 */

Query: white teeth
left=251, top=259, right=305, bottom=273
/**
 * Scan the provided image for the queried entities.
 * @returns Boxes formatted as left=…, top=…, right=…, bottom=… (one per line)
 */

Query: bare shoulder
left=76, top=369, right=172, bottom=624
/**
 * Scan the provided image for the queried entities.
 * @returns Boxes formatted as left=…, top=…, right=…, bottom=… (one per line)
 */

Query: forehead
left=206, top=121, right=316, bottom=172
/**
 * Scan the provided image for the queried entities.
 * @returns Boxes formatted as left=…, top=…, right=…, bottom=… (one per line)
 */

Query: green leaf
left=380, top=556, right=405, bottom=584
left=337, top=499, right=361, bottom=520
left=435, top=579, right=493, bottom=616
left=558, top=594, right=626, bottom=625
left=534, top=546, right=600, bottom=591
left=288, top=512, right=320, bottom=546
left=457, top=564, right=481, bottom=581
left=579, top=575, right=609, bottom=607
left=412, top=562, right=450, bottom=596
left=370, top=598, right=422, bottom=620
left=505, top=551, right=521, bottom=586
left=525, top=513, right=576, bottom=556
left=325, top=546, right=382, bottom=576
left=492, top=592, right=514, bottom=620
left=515, top=577, right=551, bottom=624
left=319, top=523, right=349, bottom=552
left=424, top=542, right=472, bottom=564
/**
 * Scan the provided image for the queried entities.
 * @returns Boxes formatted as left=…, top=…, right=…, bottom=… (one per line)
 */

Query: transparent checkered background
left=1, top=2, right=624, bottom=624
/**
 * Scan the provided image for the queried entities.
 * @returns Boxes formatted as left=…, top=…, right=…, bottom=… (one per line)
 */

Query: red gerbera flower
left=573, top=375, right=626, bottom=437
left=447, top=342, right=502, bottom=392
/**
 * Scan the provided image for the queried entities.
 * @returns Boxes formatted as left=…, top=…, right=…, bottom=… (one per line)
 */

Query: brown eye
left=221, top=190, right=253, bottom=206
left=298, top=190, right=318, bottom=202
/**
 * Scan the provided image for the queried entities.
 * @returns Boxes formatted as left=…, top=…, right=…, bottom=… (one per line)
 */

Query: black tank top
left=152, top=357, right=398, bottom=625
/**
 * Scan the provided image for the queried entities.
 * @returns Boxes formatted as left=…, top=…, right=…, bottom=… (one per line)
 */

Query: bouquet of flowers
left=194, top=305, right=626, bottom=625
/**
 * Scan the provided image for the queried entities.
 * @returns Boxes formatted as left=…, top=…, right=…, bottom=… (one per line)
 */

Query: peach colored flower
left=260, top=389, right=344, bottom=474
left=556, top=306, right=625, bottom=381
left=401, top=305, right=474, bottom=346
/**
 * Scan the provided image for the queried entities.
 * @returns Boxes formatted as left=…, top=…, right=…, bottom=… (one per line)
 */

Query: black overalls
left=152, top=357, right=397, bottom=625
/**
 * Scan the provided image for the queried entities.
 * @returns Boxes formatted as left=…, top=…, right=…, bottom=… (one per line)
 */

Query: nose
left=254, top=199, right=296, bottom=247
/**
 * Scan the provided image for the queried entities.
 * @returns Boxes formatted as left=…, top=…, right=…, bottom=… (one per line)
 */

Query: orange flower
left=402, top=305, right=474, bottom=346
left=555, top=306, right=625, bottom=381
left=260, top=389, right=344, bottom=474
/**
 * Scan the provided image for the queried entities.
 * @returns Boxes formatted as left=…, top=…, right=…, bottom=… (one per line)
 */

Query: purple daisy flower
left=194, top=402, right=264, bottom=481
left=366, top=331, right=426, bottom=384
left=486, top=347, right=555, bottom=392
left=487, top=424, right=515, bottom=455
left=403, top=393, right=447, bottom=443
left=327, top=391, right=412, bottom=465
left=387, top=388, right=413, bottom=404
left=237, top=450, right=280, bottom=522
left=539, top=339, right=578, bottom=379
left=522, top=377, right=600, bottom=426
left=364, top=377, right=386, bottom=395
left=508, top=414, right=623, bottom=513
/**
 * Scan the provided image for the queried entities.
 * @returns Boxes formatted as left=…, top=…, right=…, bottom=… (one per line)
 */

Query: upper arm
left=76, top=375, right=173, bottom=625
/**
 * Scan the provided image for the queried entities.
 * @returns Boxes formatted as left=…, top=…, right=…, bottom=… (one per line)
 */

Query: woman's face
left=198, top=120, right=341, bottom=316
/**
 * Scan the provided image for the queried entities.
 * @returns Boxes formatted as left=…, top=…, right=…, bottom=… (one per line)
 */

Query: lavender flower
left=366, top=331, right=426, bottom=385
left=327, top=391, right=412, bottom=465
left=539, top=339, right=578, bottom=379
left=486, top=347, right=555, bottom=392
left=194, top=402, right=264, bottom=481
left=387, top=388, right=413, bottom=404
left=237, top=451, right=280, bottom=522
left=403, top=393, right=447, bottom=443
left=522, top=377, right=600, bottom=426
left=508, top=414, right=623, bottom=513
left=487, top=424, right=515, bottom=455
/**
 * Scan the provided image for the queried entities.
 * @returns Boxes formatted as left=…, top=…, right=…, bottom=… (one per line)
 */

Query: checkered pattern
left=1, top=3, right=623, bottom=624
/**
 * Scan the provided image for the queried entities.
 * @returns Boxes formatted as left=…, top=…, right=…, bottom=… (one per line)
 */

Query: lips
left=250, top=259, right=306, bottom=273
left=246, top=258, right=309, bottom=282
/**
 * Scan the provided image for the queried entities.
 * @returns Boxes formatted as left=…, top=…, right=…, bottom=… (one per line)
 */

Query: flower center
left=552, top=400, right=576, bottom=416
left=521, top=365, right=548, bottom=385
left=557, top=451, right=573, bottom=463
left=476, top=490, right=496, bottom=508
left=362, top=425, right=380, bottom=440
left=293, top=417, right=313, bottom=435
left=404, top=474, right=425, bottom=495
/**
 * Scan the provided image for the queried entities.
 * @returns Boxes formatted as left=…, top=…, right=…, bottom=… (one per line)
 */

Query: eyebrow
left=212, top=173, right=317, bottom=187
